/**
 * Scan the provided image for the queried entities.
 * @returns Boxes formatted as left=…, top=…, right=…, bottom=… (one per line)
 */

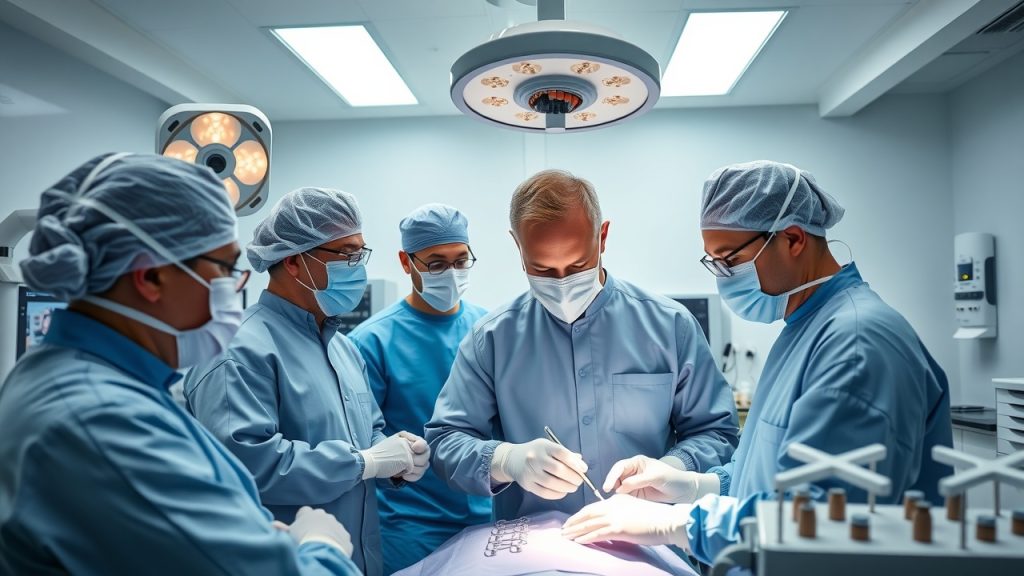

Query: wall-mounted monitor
left=666, top=293, right=730, bottom=361
left=17, top=286, right=68, bottom=359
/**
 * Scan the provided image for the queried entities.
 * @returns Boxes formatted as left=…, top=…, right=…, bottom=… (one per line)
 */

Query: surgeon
left=561, top=160, right=953, bottom=565
left=425, top=169, right=739, bottom=521
left=0, top=153, right=357, bottom=575
left=185, top=187, right=430, bottom=576
left=349, top=203, right=491, bottom=574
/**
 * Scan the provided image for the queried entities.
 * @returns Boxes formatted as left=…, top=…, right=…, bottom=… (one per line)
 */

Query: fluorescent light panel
left=272, top=25, right=417, bottom=107
left=662, top=11, right=787, bottom=97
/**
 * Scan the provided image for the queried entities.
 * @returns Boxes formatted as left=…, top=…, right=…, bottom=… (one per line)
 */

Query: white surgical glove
left=397, top=431, right=430, bottom=482
left=490, top=438, right=587, bottom=500
left=604, top=455, right=720, bottom=504
left=360, top=433, right=414, bottom=480
left=286, top=506, right=353, bottom=557
left=561, top=494, right=691, bottom=549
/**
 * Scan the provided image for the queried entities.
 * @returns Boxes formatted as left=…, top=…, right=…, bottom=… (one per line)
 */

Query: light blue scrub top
left=185, top=290, right=387, bottom=576
left=687, top=263, right=954, bottom=564
left=425, top=271, right=739, bottom=521
left=349, top=298, right=492, bottom=574
left=0, top=309, right=358, bottom=576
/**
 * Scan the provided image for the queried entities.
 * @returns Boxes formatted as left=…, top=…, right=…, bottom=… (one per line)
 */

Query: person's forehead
left=702, top=230, right=760, bottom=255
left=322, top=233, right=364, bottom=251
left=417, top=242, right=470, bottom=259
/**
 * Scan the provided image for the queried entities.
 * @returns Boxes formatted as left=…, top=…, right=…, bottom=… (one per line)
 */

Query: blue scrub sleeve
left=664, top=313, right=739, bottom=472
left=686, top=494, right=762, bottom=566
left=186, top=358, right=366, bottom=505
left=424, top=331, right=507, bottom=496
left=50, top=405, right=359, bottom=575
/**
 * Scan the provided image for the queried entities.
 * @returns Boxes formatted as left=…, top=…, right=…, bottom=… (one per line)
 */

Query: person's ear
left=598, top=220, right=610, bottom=254
left=781, top=225, right=807, bottom=258
left=399, top=251, right=412, bottom=275
left=281, top=254, right=302, bottom=278
left=132, top=266, right=165, bottom=304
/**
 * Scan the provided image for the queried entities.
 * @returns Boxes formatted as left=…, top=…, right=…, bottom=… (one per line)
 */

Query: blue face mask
left=716, top=234, right=833, bottom=323
left=297, top=253, right=368, bottom=316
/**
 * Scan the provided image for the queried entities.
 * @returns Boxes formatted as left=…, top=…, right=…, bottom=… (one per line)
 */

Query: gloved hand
left=561, top=494, right=691, bottom=549
left=286, top=506, right=353, bottom=557
left=360, top=433, right=414, bottom=480
left=397, top=431, right=430, bottom=482
left=491, top=438, right=587, bottom=500
left=604, top=455, right=720, bottom=504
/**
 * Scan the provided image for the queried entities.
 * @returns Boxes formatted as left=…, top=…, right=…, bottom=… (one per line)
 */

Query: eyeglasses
left=410, top=249, right=477, bottom=275
left=699, top=232, right=770, bottom=278
left=195, top=255, right=251, bottom=292
left=312, top=246, right=373, bottom=267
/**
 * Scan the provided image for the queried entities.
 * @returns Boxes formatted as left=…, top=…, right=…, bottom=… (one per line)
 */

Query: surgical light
left=451, top=0, right=660, bottom=133
left=156, top=104, right=271, bottom=216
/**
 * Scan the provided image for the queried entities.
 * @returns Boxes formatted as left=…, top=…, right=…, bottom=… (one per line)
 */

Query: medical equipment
left=544, top=426, right=605, bottom=501
left=15, top=286, right=67, bottom=359
left=710, top=443, right=1024, bottom=575
left=450, top=0, right=660, bottom=133
left=667, top=293, right=730, bottom=365
left=953, top=232, right=996, bottom=339
left=393, top=511, right=696, bottom=576
left=0, top=209, right=38, bottom=380
left=336, top=279, right=397, bottom=335
left=157, top=104, right=272, bottom=216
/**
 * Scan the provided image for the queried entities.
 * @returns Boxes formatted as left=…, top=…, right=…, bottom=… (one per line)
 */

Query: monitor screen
left=17, top=287, right=68, bottom=358
left=670, top=297, right=711, bottom=343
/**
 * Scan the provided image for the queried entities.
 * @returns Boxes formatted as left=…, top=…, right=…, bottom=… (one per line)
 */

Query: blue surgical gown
left=425, top=271, right=739, bottom=521
left=0, top=309, right=358, bottom=576
left=687, top=263, right=953, bottom=565
left=185, top=290, right=386, bottom=576
left=349, top=299, right=492, bottom=574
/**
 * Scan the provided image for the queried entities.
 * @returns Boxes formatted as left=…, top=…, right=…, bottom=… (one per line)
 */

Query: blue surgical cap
left=700, top=160, right=845, bottom=236
left=400, top=203, right=470, bottom=254
left=20, top=153, right=238, bottom=301
left=247, top=187, right=362, bottom=273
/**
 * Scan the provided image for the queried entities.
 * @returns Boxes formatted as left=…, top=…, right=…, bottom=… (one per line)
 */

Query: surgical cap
left=247, top=187, right=362, bottom=273
left=400, top=203, right=470, bottom=254
left=699, top=160, right=845, bottom=237
left=20, top=153, right=238, bottom=301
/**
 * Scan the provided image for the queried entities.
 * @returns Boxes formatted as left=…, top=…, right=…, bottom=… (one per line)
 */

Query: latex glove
left=287, top=506, right=353, bottom=557
left=360, top=433, right=414, bottom=480
left=491, top=438, right=587, bottom=500
left=561, top=494, right=690, bottom=549
left=604, top=455, right=719, bottom=504
left=397, top=431, right=430, bottom=482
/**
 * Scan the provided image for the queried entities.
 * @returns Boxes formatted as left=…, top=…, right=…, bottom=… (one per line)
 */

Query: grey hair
left=509, top=169, right=602, bottom=237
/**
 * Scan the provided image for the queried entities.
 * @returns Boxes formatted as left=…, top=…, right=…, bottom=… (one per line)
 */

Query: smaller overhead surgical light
left=156, top=104, right=272, bottom=216
left=451, top=0, right=660, bottom=133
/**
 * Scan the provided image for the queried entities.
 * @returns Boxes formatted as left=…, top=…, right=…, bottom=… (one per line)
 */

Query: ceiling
left=3, top=0, right=1023, bottom=121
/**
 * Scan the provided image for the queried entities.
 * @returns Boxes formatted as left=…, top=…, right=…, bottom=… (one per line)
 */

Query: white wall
left=248, top=94, right=957, bottom=391
left=0, top=21, right=168, bottom=240
left=950, top=50, right=1024, bottom=407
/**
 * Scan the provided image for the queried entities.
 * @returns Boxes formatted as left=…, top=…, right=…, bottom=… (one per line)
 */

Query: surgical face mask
left=527, top=262, right=603, bottom=324
left=296, top=253, right=368, bottom=317
left=716, top=165, right=834, bottom=323
left=84, top=273, right=243, bottom=369
left=715, top=236, right=834, bottom=323
left=414, top=266, right=470, bottom=312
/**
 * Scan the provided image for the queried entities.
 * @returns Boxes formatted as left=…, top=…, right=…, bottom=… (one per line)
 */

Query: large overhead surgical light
left=451, top=0, right=660, bottom=133
left=156, top=104, right=271, bottom=216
